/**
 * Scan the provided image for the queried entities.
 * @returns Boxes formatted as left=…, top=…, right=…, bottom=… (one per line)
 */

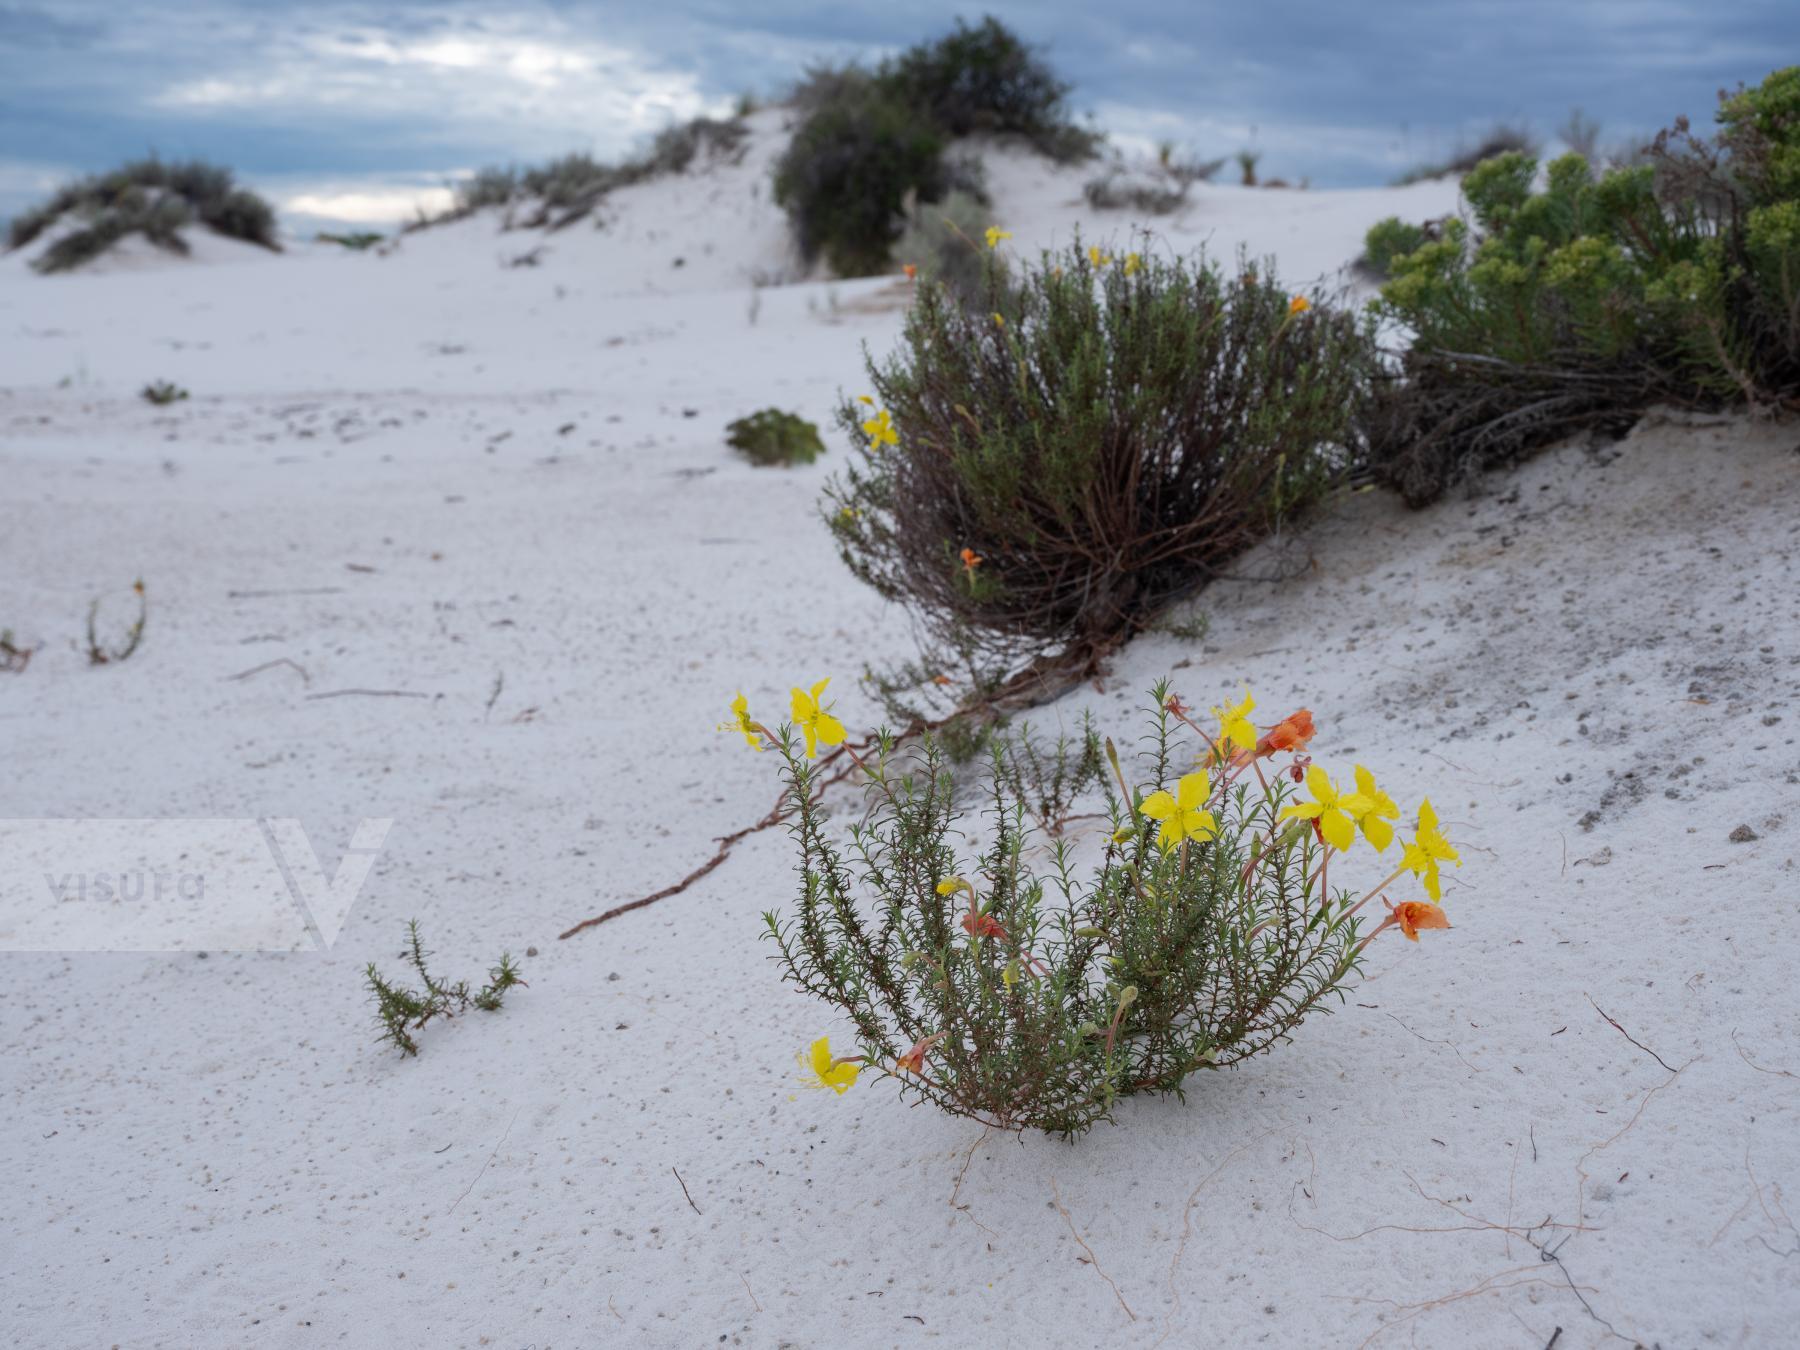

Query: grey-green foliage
left=762, top=684, right=1364, bottom=1137
left=890, top=189, right=1000, bottom=308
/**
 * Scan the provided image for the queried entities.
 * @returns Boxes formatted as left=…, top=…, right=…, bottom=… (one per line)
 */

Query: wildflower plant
left=741, top=679, right=1461, bottom=1137
left=365, top=920, right=525, bottom=1057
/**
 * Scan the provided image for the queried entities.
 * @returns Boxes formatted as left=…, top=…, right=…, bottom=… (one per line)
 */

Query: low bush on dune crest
left=1390, top=124, right=1539, bottom=187
left=1365, top=67, right=1800, bottom=504
left=732, top=679, right=1460, bottom=1136
left=824, top=237, right=1377, bottom=682
left=423, top=116, right=749, bottom=231
left=775, top=18, right=1097, bottom=276
left=6, top=158, right=279, bottom=273
left=726, top=408, right=826, bottom=466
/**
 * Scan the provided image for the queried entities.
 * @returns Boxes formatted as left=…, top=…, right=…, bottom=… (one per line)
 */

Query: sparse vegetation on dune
left=6, top=158, right=279, bottom=273
left=1391, top=123, right=1539, bottom=186
left=420, top=116, right=750, bottom=232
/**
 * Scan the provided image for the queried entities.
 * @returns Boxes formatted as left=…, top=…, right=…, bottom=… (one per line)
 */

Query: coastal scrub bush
left=737, top=679, right=1460, bottom=1136
left=7, top=159, right=279, bottom=273
left=879, top=17, right=1100, bottom=163
left=140, top=380, right=188, bottom=406
left=1366, top=67, right=1800, bottom=504
left=774, top=75, right=951, bottom=274
left=726, top=408, right=826, bottom=466
left=1083, top=166, right=1188, bottom=214
left=824, top=239, right=1378, bottom=677
left=366, top=920, right=525, bottom=1056
left=774, top=18, right=1095, bottom=275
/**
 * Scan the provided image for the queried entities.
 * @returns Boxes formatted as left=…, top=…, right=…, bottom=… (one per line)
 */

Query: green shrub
left=1365, top=67, right=1800, bottom=504
left=140, top=380, right=188, bottom=406
left=726, top=408, right=826, bottom=466
left=823, top=240, right=1377, bottom=676
left=879, top=17, right=1099, bottom=162
left=774, top=76, right=951, bottom=275
left=7, top=158, right=279, bottom=273
left=773, top=18, right=1094, bottom=276
left=758, top=682, right=1459, bottom=1136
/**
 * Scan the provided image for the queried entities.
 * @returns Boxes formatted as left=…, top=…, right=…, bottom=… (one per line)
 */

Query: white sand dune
left=2, top=118, right=1797, bottom=1349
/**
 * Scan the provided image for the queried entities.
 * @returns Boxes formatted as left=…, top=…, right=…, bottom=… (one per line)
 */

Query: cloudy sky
left=3, top=1, right=1795, bottom=231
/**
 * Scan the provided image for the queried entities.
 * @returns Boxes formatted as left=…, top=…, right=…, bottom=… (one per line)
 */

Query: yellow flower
left=718, top=690, right=762, bottom=751
left=1343, top=764, right=1399, bottom=851
left=855, top=394, right=874, bottom=406
left=992, top=312, right=1006, bottom=328
left=797, top=1036, right=860, bottom=1094
left=1399, top=799, right=1461, bottom=901
left=1211, top=686, right=1257, bottom=759
left=1123, top=252, right=1142, bottom=276
left=790, top=678, right=847, bottom=758
left=1279, top=765, right=1357, bottom=852
left=1288, top=294, right=1311, bottom=315
left=984, top=225, right=1012, bottom=249
left=1139, top=770, right=1218, bottom=850
left=1087, top=245, right=1111, bottom=268
left=936, top=876, right=972, bottom=897
left=861, top=407, right=898, bottom=450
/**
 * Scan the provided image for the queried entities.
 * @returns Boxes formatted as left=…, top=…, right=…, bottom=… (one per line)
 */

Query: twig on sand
left=228, top=587, right=344, bottom=599
left=557, top=720, right=889, bottom=941
left=1731, top=1028, right=1799, bottom=1080
left=1587, top=994, right=1677, bottom=1075
left=673, top=1166, right=701, bottom=1215
left=448, top=1106, right=518, bottom=1215
left=948, top=1127, right=998, bottom=1239
left=225, top=657, right=310, bottom=686
left=1385, top=1012, right=1482, bottom=1073
left=1048, top=1175, right=1135, bottom=1322
left=305, top=688, right=431, bottom=701
left=739, top=1273, right=761, bottom=1312
left=555, top=659, right=1092, bottom=939
left=1157, top=1131, right=1273, bottom=1346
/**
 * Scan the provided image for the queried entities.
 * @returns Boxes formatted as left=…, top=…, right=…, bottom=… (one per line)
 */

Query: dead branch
left=1587, top=994, right=1677, bottom=1075
left=225, top=657, right=310, bottom=686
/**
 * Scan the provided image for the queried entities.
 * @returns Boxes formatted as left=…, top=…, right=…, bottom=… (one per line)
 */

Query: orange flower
left=961, top=909, right=1007, bottom=941
left=1393, top=900, right=1450, bottom=941
left=960, top=547, right=983, bottom=576
left=903, top=263, right=917, bottom=281
left=896, top=1031, right=947, bottom=1075
left=1262, top=709, right=1315, bottom=755
left=1288, top=294, right=1312, bottom=315
left=932, top=673, right=953, bottom=686
left=1231, top=709, right=1316, bottom=766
